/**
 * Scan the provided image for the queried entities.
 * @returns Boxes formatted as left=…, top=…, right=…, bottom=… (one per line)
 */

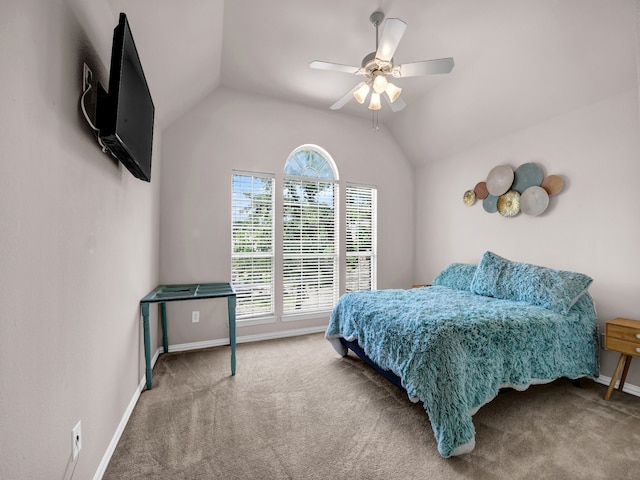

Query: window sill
left=236, top=315, right=278, bottom=327
left=281, top=311, right=332, bottom=323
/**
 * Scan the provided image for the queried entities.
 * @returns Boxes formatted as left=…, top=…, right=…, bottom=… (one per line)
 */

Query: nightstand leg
left=618, top=355, right=633, bottom=393
left=604, top=354, right=627, bottom=401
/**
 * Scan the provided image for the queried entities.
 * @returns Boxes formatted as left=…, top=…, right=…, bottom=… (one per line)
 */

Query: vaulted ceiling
left=70, top=0, right=638, bottom=166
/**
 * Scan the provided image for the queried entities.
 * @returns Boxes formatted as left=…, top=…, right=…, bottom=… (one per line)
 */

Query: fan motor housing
left=361, top=52, right=392, bottom=78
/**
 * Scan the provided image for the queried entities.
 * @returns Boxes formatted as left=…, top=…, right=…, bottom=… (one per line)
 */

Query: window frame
left=345, top=182, right=377, bottom=292
left=282, top=145, right=339, bottom=318
left=231, top=171, right=276, bottom=323
left=230, top=147, right=378, bottom=324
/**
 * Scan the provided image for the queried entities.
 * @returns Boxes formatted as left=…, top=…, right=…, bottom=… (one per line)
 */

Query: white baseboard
left=168, top=325, right=327, bottom=352
left=594, top=375, right=640, bottom=398
left=93, top=326, right=326, bottom=479
left=92, top=376, right=146, bottom=480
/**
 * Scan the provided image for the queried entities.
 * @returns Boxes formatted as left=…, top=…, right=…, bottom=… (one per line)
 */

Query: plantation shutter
left=345, top=184, right=377, bottom=292
left=231, top=172, right=275, bottom=318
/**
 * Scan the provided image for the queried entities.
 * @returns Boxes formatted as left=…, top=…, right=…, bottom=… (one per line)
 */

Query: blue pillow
left=470, top=251, right=593, bottom=315
left=432, top=263, right=477, bottom=291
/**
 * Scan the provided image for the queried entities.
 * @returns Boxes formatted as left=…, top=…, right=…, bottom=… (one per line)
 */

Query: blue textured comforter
left=325, top=286, right=599, bottom=457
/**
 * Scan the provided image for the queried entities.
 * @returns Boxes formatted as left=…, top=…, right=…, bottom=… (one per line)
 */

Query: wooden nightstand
left=604, top=317, right=640, bottom=401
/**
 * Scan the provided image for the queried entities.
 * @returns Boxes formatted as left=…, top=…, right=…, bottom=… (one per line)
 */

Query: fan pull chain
left=372, top=110, right=379, bottom=132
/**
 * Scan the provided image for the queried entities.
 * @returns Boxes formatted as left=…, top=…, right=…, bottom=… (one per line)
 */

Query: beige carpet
left=104, top=333, right=640, bottom=480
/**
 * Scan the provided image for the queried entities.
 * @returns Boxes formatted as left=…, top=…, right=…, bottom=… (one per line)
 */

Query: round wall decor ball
left=463, top=190, right=476, bottom=206
left=512, top=163, right=544, bottom=193
left=497, top=190, right=520, bottom=217
left=541, top=175, right=564, bottom=196
left=520, top=185, right=549, bottom=216
left=483, top=194, right=499, bottom=213
left=474, top=181, right=489, bottom=199
left=486, top=165, right=514, bottom=196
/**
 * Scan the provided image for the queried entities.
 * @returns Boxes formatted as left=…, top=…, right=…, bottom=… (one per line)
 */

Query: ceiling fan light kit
left=309, top=11, right=454, bottom=118
left=368, top=92, right=382, bottom=110
left=353, top=82, right=371, bottom=104
left=385, top=82, right=402, bottom=103
left=372, top=73, right=388, bottom=93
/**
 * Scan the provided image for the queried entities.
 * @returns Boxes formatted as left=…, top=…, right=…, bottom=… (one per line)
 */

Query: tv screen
left=97, top=13, right=154, bottom=182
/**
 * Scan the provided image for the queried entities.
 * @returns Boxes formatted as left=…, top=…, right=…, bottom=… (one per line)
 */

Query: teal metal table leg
left=227, top=295, right=236, bottom=375
left=161, top=302, right=168, bottom=353
left=141, top=303, right=153, bottom=390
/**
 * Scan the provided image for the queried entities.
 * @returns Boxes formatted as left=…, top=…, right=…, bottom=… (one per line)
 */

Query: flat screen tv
left=97, top=13, right=154, bottom=182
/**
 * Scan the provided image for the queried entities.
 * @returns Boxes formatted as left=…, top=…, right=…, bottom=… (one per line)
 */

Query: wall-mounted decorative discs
left=512, top=162, right=544, bottom=193
left=497, top=190, right=520, bottom=217
left=486, top=165, right=515, bottom=196
left=463, top=190, right=476, bottom=206
left=520, top=186, right=549, bottom=216
left=541, top=175, right=563, bottom=196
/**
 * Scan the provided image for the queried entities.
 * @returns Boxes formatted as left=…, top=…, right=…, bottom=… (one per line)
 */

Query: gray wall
left=160, top=87, right=415, bottom=345
left=412, top=90, right=640, bottom=387
left=389, top=1, right=640, bottom=391
left=0, top=2, right=160, bottom=479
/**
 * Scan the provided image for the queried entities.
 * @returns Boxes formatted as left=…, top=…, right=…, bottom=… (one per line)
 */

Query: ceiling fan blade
left=395, top=57, right=455, bottom=77
left=309, top=61, right=360, bottom=74
left=375, top=18, right=407, bottom=62
left=383, top=92, right=407, bottom=112
left=330, top=85, right=359, bottom=110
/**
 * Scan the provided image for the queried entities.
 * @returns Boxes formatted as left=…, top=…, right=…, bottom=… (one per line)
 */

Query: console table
left=140, top=282, right=236, bottom=390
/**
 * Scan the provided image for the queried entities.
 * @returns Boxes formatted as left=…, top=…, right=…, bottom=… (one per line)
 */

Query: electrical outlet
left=72, top=421, right=82, bottom=460
left=192, top=311, right=200, bottom=323
left=82, top=63, right=92, bottom=92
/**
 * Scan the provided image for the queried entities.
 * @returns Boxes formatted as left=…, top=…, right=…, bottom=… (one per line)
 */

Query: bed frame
left=340, top=338, right=405, bottom=391
left=340, top=338, right=583, bottom=396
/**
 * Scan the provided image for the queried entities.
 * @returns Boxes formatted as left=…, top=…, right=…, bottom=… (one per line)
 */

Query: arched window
left=284, top=145, right=338, bottom=180
left=231, top=146, right=376, bottom=322
left=282, top=145, right=339, bottom=315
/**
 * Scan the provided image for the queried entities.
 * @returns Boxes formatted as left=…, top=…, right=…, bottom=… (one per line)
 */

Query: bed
left=326, top=251, right=599, bottom=457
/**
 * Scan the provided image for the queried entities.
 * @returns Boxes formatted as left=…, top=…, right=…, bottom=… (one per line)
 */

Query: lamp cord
left=80, top=83, right=99, bottom=132
left=69, top=450, right=80, bottom=480
left=79, top=82, right=112, bottom=155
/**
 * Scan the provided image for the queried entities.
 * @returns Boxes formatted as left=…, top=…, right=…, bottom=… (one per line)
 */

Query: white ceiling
left=72, top=0, right=638, bottom=165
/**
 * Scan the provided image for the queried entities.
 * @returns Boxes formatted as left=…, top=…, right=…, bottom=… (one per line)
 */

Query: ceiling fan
left=310, top=11, right=454, bottom=112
